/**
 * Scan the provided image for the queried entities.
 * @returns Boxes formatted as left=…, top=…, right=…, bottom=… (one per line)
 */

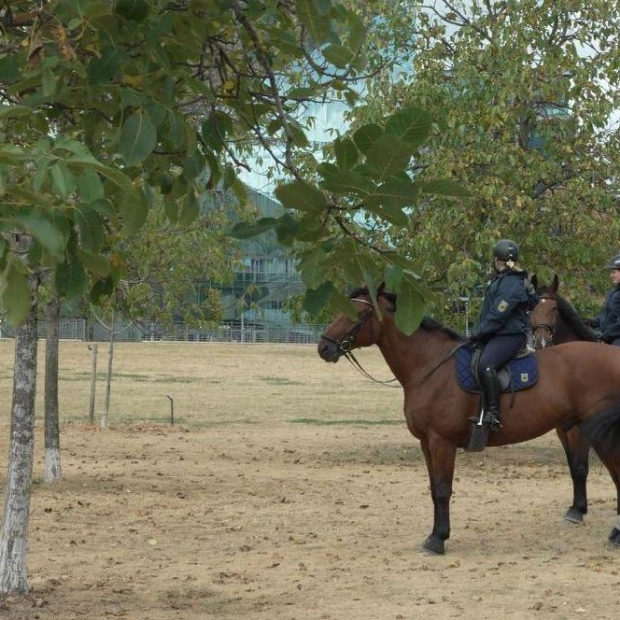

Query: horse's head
left=318, top=287, right=390, bottom=362
left=530, top=274, right=560, bottom=349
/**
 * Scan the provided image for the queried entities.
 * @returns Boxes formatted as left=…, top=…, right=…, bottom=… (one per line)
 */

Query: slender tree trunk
left=101, top=311, right=116, bottom=429
left=44, top=294, right=62, bottom=483
left=88, top=344, right=98, bottom=424
left=0, top=275, right=38, bottom=595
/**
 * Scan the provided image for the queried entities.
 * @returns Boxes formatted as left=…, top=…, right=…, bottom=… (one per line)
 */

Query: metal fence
left=0, top=319, right=327, bottom=344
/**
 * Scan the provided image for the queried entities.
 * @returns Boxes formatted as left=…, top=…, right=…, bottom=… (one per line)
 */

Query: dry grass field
left=0, top=338, right=619, bottom=619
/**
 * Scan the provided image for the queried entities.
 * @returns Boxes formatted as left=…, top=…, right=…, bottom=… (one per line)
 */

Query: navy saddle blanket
left=456, top=344, right=538, bottom=393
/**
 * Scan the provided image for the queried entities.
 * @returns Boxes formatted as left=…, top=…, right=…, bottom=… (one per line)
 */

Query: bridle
left=531, top=294, right=556, bottom=348
left=321, top=298, right=399, bottom=386
left=321, top=299, right=374, bottom=357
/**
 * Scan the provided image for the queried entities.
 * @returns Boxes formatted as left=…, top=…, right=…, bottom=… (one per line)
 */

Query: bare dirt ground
left=0, top=340, right=620, bottom=619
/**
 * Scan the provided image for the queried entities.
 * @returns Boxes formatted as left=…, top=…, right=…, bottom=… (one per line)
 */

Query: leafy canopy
left=0, top=0, right=369, bottom=324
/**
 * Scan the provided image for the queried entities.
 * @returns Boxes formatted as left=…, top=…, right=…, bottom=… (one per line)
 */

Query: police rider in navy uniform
left=471, top=239, right=539, bottom=430
left=589, top=254, right=620, bottom=347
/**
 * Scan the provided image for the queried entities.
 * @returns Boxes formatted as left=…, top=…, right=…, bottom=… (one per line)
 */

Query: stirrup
left=483, top=413, right=502, bottom=431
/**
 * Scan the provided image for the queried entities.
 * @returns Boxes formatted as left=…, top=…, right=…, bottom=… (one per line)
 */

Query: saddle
left=456, top=343, right=538, bottom=394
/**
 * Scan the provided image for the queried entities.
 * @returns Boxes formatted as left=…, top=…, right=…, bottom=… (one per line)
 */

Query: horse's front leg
left=419, top=434, right=457, bottom=555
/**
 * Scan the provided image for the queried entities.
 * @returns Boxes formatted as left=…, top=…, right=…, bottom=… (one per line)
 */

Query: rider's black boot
left=479, top=366, right=502, bottom=431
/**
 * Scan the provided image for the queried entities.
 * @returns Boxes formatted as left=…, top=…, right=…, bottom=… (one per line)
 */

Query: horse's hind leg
left=598, top=456, right=620, bottom=547
left=556, top=426, right=590, bottom=523
left=419, top=435, right=457, bottom=555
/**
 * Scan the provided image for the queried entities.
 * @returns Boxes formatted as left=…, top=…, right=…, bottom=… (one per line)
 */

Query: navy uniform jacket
left=474, top=269, right=538, bottom=341
left=591, top=285, right=620, bottom=343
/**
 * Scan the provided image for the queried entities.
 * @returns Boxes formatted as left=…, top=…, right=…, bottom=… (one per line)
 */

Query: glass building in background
left=225, top=99, right=352, bottom=340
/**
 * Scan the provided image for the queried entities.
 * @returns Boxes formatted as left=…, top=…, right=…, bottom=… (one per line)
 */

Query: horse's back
left=539, top=340, right=620, bottom=361
left=536, top=340, right=620, bottom=399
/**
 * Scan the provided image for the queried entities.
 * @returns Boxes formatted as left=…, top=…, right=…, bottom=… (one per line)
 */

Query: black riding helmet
left=492, top=239, right=519, bottom=262
left=606, top=254, right=620, bottom=269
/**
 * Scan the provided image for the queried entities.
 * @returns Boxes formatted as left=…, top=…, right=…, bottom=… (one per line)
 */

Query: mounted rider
left=470, top=239, right=539, bottom=430
left=589, top=254, right=620, bottom=347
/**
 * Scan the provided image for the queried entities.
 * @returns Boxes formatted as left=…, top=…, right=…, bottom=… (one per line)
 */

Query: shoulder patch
left=497, top=300, right=509, bottom=313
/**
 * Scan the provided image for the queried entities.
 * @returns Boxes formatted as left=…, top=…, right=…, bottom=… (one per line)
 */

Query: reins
left=419, top=340, right=469, bottom=382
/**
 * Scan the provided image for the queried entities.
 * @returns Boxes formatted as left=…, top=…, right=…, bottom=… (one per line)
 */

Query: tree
left=0, top=270, right=38, bottom=594
left=0, top=0, right=372, bottom=594
left=349, top=0, right=620, bottom=320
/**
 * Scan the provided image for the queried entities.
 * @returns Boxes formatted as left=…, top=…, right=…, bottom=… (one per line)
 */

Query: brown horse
left=318, top=286, right=620, bottom=554
left=530, top=274, right=600, bottom=524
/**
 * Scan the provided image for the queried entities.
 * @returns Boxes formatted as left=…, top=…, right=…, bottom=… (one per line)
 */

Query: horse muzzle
left=318, top=337, right=341, bottom=363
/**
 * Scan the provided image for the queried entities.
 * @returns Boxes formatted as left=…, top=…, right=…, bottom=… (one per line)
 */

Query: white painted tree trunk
left=0, top=289, right=38, bottom=594
left=44, top=295, right=62, bottom=483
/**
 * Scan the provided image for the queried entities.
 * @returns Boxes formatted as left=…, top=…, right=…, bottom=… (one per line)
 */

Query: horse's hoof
left=564, top=508, right=584, bottom=524
left=422, top=535, right=445, bottom=555
left=608, top=527, right=620, bottom=547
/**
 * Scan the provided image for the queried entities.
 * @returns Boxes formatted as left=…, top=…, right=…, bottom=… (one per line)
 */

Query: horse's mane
left=538, top=285, right=596, bottom=341
left=348, top=286, right=465, bottom=342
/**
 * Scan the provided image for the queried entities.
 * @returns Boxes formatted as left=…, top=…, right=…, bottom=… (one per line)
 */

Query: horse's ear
left=551, top=274, right=559, bottom=293
left=530, top=274, right=538, bottom=291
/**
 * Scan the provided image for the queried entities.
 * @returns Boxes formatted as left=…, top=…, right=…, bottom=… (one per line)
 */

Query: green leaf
left=50, top=162, right=76, bottom=198
left=321, top=170, right=374, bottom=197
left=0, top=105, right=31, bottom=120
left=74, top=205, right=104, bottom=253
left=334, top=137, right=359, bottom=170
left=90, top=275, right=115, bottom=304
left=275, top=181, right=327, bottom=213
left=79, top=250, right=111, bottom=278
left=420, top=179, right=471, bottom=197
left=303, top=281, right=335, bottom=316
left=201, top=112, right=233, bottom=154
left=385, top=106, right=432, bottom=149
left=0, top=57, right=20, bottom=82
left=295, top=0, right=331, bottom=45
left=384, top=264, right=403, bottom=292
left=115, top=0, right=149, bottom=21
left=366, top=136, right=414, bottom=181
left=179, top=190, right=199, bottom=225
left=163, top=111, right=186, bottom=150
left=118, top=113, right=157, bottom=167
left=230, top=218, right=278, bottom=239
left=368, top=178, right=418, bottom=208
left=12, top=212, right=67, bottom=256
left=164, top=195, right=179, bottom=223
left=42, top=68, right=57, bottom=97
left=265, top=209, right=294, bottom=240
left=65, top=157, right=138, bottom=201
left=56, top=256, right=88, bottom=301
left=322, top=44, right=354, bottom=68
left=353, top=123, right=382, bottom=154
left=394, top=279, right=425, bottom=335
left=89, top=198, right=115, bottom=217
left=0, top=263, right=30, bottom=325
left=87, top=47, right=122, bottom=84
left=0, top=144, right=27, bottom=164
left=300, top=248, right=328, bottom=289
left=77, top=168, right=105, bottom=202
left=119, top=194, right=148, bottom=236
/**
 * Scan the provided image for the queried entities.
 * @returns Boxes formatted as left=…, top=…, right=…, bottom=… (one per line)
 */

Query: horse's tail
left=581, top=402, right=620, bottom=458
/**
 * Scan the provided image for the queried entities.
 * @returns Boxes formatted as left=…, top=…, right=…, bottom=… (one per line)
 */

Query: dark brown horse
left=530, top=274, right=601, bottom=524
left=318, top=286, right=620, bottom=554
